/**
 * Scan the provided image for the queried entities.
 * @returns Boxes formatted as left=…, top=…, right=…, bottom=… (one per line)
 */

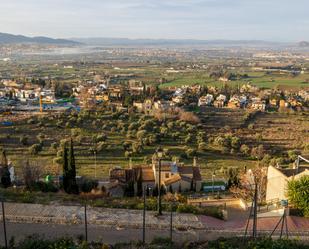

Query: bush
left=20, top=135, right=28, bottom=145
left=198, top=142, right=207, bottom=151
left=185, top=148, right=197, bottom=158
left=80, top=179, right=98, bottom=193
left=34, top=181, right=58, bottom=192
left=28, top=144, right=42, bottom=155
left=240, top=144, right=250, bottom=156
left=287, top=176, right=309, bottom=217
left=94, top=134, right=107, bottom=143
left=176, top=204, right=223, bottom=219
left=179, top=111, right=200, bottom=124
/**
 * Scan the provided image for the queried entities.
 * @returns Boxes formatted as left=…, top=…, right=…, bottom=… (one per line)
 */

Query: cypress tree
left=169, top=184, right=173, bottom=194
left=136, top=168, right=143, bottom=197
left=62, top=146, right=69, bottom=192
left=1, top=149, right=8, bottom=166
left=0, top=150, right=11, bottom=188
left=190, top=179, right=194, bottom=191
left=68, top=139, right=78, bottom=194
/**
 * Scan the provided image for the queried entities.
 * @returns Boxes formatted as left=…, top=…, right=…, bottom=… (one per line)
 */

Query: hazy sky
left=0, top=0, right=308, bottom=41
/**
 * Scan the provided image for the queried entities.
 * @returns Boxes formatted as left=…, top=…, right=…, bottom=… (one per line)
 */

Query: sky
left=0, top=0, right=308, bottom=41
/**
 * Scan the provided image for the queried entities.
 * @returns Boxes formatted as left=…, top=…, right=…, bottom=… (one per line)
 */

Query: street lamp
left=156, top=146, right=163, bottom=215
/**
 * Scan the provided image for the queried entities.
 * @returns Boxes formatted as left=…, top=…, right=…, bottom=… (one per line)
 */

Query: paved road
left=0, top=222, right=203, bottom=246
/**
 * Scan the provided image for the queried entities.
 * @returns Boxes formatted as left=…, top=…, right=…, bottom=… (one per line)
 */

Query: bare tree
left=22, top=161, right=41, bottom=190
left=230, top=164, right=267, bottom=204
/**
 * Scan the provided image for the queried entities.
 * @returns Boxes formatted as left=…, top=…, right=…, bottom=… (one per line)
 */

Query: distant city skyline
left=0, top=0, right=308, bottom=42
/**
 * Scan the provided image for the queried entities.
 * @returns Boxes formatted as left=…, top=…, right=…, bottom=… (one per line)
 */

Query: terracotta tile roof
left=178, top=166, right=202, bottom=181
left=141, top=168, right=155, bottom=182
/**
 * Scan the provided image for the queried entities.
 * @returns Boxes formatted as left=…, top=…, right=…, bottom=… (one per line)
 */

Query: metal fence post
left=84, top=204, right=88, bottom=242
left=1, top=201, right=8, bottom=249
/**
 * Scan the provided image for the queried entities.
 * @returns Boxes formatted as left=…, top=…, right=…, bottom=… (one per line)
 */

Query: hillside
left=0, top=32, right=79, bottom=45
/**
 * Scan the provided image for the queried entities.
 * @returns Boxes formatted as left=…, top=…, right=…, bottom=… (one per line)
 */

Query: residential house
left=144, top=99, right=153, bottom=114
left=151, top=159, right=202, bottom=192
left=153, top=100, right=174, bottom=111
left=269, top=98, right=279, bottom=108
left=172, top=95, right=184, bottom=104
left=266, top=165, right=309, bottom=202
left=279, top=99, right=289, bottom=108
left=298, top=90, right=309, bottom=102
left=250, top=97, right=266, bottom=111
left=198, top=94, right=214, bottom=106
left=133, top=101, right=144, bottom=112
left=228, top=95, right=247, bottom=109
left=214, top=94, right=227, bottom=108
left=128, top=80, right=145, bottom=96
left=109, top=166, right=155, bottom=196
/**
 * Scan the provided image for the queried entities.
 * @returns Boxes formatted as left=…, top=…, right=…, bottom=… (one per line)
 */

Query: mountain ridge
left=0, top=32, right=79, bottom=45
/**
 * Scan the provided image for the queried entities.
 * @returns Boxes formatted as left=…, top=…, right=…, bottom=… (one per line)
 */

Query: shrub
left=80, top=178, right=98, bottom=193
left=28, top=144, right=42, bottom=155
left=198, top=142, right=207, bottom=151
left=20, top=135, right=28, bottom=145
left=251, top=145, right=265, bottom=160
left=185, top=148, right=197, bottom=158
left=34, top=181, right=58, bottom=192
left=287, top=176, right=309, bottom=217
left=94, top=134, right=107, bottom=143
left=179, top=111, right=200, bottom=124
left=240, top=144, right=250, bottom=156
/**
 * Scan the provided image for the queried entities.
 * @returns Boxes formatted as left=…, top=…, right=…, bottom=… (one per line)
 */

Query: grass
left=159, top=71, right=309, bottom=89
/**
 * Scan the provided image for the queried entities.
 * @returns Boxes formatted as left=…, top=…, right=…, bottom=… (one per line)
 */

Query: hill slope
left=0, top=32, right=79, bottom=45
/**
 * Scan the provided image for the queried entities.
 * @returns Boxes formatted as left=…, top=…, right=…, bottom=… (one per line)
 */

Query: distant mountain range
left=0, top=32, right=79, bottom=45
left=0, top=32, right=308, bottom=48
left=299, top=41, right=309, bottom=47
left=72, top=37, right=289, bottom=47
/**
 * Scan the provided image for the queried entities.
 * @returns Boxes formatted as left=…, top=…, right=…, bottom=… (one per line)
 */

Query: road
left=0, top=222, right=203, bottom=246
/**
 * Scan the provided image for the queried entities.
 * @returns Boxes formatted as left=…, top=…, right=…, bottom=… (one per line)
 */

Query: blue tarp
left=2, top=121, right=13, bottom=126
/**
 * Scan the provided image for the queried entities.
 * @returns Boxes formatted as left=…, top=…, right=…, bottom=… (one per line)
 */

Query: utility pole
left=170, top=203, right=173, bottom=245
left=156, top=147, right=163, bottom=215
left=1, top=201, right=8, bottom=249
left=158, top=158, right=162, bottom=215
left=142, top=185, right=147, bottom=244
left=244, top=174, right=258, bottom=240
left=94, top=150, right=97, bottom=179
left=252, top=183, right=258, bottom=239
